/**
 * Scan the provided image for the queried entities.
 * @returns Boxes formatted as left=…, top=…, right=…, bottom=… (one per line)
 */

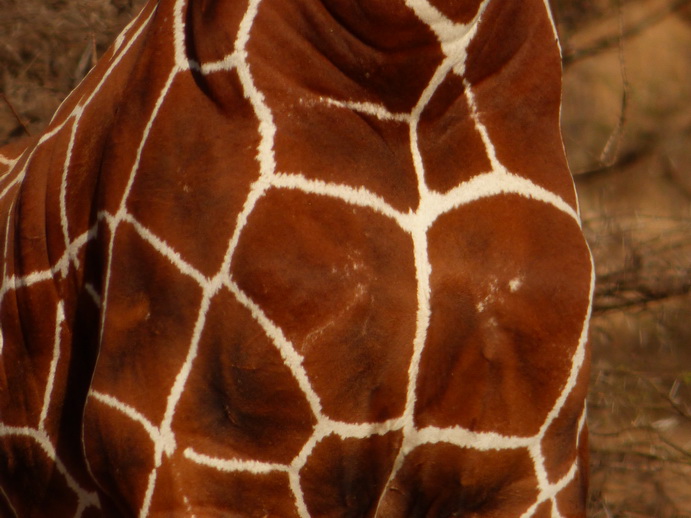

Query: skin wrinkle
left=273, top=1, right=442, bottom=112
left=464, top=1, right=533, bottom=88
left=0, top=0, right=592, bottom=516
left=320, top=0, right=436, bottom=52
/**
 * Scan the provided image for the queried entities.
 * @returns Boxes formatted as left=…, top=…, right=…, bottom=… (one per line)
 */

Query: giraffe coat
left=0, top=0, right=593, bottom=516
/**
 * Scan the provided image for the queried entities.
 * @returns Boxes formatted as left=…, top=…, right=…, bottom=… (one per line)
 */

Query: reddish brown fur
left=0, top=0, right=592, bottom=516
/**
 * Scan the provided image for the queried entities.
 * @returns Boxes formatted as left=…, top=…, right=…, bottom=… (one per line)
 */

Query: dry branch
left=562, top=0, right=691, bottom=66
left=0, top=92, right=31, bottom=137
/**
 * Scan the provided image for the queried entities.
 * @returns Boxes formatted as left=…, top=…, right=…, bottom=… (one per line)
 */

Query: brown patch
left=82, top=393, right=157, bottom=515
left=0, top=224, right=105, bottom=515
left=175, top=287, right=316, bottom=465
left=321, top=0, right=440, bottom=53
left=94, top=222, right=204, bottom=425
left=272, top=101, right=419, bottom=212
left=55, top=269, right=103, bottom=489
left=13, top=127, right=69, bottom=274
left=0, top=435, right=80, bottom=516
left=465, top=0, right=577, bottom=208
left=0, top=297, right=34, bottom=428
left=249, top=0, right=441, bottom=113
left=29, top=286, right=71, bottom=439
left=300, top=432, right=403, bottom=517
left=0, top=279, right=62, bottom=427
left=555, top=472, right=588, bottom=518
left=378, top=443, right=538, bottom=517
left=165, top=459, right=299, bottom=517
left=417, top=196, right=591, bottom=435
left=185, top=0, right=248, bottom=66
left=419, top=73, right=491, bottom=192
left=57, top=9, right=168, bottom=243
left=541, top=345, right=590, bottom=483
left=58, top=114, right=103, bottom=244
left=429, top=0, right=486, bottom=24
left=127, top=72, right=260, bottom=277
left=83, top=506, right=114, bottom=518
left=232, top=189, right=417, bottom=423
left=94, top=7, right=178, bottom=218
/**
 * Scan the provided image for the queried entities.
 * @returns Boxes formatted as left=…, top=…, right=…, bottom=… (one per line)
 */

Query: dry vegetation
left=553, top=0, right=691, bottom=515
left=0, top=0, right=142, bottom=141
left=1, top=0, right=690, bottom=516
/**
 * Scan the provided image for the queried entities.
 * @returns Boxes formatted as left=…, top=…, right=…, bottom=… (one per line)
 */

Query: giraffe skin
left=0, top=0, right=594, bottom=516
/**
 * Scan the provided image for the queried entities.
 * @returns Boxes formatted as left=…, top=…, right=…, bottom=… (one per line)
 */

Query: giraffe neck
left=185, top=0, right=493, bottom=114
left=0, top=1, right=593, bottom=516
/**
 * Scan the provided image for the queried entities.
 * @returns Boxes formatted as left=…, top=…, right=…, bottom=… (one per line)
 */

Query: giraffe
left=0, top=0, right=594, bottom=516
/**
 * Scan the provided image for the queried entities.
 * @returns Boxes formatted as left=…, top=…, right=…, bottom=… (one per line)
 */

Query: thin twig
left=593, top=448, right=691, bottom=466
left=592, top=425, right=691, bottom=460
left=598, top=0, right=629, bottom=167
left=635, top=374, right=691, bottom=421
left=90, top=32, right=98, bottom=68
left=563, top=0, right=691, bottom=66
left=0, top=92, right=31, bottom=137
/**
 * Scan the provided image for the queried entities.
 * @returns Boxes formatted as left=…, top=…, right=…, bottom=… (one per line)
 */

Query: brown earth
left=1, top=0, right=690, bottom=516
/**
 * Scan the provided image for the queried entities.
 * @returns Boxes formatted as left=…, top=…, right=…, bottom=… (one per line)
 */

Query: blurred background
left=554, top=1, right=691, bottom=516
left=1, top=0, right=690, bottom=515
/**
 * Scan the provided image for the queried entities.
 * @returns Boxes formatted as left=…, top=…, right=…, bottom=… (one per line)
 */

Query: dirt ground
left=1, top=0, right=690, bottom=516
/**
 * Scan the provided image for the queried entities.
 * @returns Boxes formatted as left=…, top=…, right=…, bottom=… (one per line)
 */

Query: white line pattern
left=0, top=0, right=593, bottom=516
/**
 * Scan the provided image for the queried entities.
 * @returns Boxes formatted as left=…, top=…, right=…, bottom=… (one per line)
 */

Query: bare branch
left=0, top=92, right=31, bottom=137
left=563, top=0, right=691, bottom=66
